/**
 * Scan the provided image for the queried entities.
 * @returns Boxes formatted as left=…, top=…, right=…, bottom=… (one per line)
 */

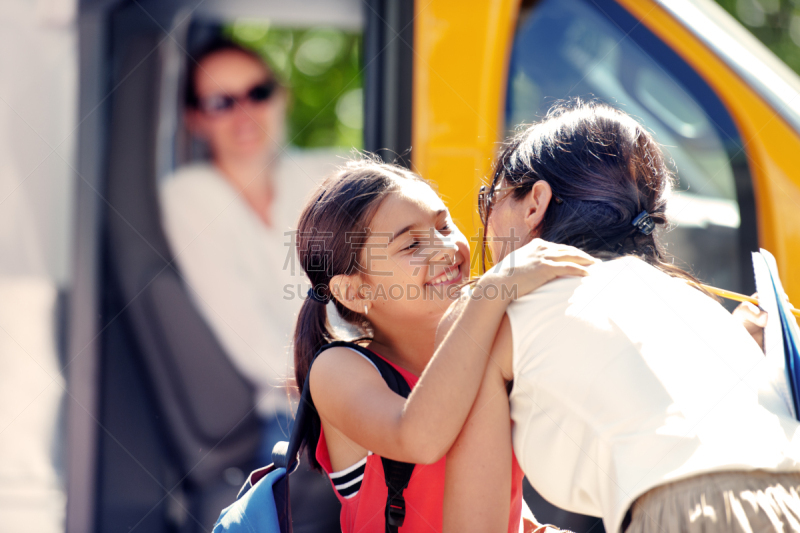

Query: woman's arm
left=443, top=343, right=513, bottom=532
left=443, top=314, right=566, bottom=532
left=311, top=240, right=595, bottom=465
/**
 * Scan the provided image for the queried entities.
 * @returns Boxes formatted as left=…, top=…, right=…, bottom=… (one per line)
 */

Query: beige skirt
left=625, top=470, right=800, bottom=533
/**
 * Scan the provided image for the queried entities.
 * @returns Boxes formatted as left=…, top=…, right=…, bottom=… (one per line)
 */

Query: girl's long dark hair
left=293, top=157, right=425, bottom=470
left=486, top=99, right=710, bottom=291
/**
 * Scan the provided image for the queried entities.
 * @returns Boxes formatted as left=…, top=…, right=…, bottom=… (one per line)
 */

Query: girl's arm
left=311, top=240, right=595, bottom=465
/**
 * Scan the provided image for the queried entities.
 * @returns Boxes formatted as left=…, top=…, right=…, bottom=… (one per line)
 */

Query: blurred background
left=2, top=0, right=800, bottom=532
left=717, top=0, right=800, bottom=73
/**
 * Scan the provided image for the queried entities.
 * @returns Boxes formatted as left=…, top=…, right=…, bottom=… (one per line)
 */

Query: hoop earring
left=364, top=304, right=369, bottom=316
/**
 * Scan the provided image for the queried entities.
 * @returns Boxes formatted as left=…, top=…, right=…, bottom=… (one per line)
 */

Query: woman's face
left=485, top=185, right=534, bottom=262
left=189, top=50, right=285, bottom=163
left=356, top=181, right=470, bottom=326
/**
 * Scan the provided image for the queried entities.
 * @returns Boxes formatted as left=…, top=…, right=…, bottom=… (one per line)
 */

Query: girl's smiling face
left=349, top=180, right=470, bottom=325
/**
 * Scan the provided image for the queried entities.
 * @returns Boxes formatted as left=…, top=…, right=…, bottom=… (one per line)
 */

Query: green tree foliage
left=226, top=22, right=363, bottom=149
left=715, top=0, right=800, bottom=74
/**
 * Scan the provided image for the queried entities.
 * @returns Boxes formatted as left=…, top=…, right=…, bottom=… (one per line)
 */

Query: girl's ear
left=330, top=274, right=364, bottom=315
left=523, top=181, right=553, bottom=234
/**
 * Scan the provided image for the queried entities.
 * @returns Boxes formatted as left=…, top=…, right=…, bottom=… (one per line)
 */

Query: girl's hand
left=480, top=238, right=597, bottom=300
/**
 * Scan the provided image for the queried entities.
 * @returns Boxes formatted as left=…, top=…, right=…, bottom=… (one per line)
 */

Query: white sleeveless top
left=506, top=256, right=800, bottom=533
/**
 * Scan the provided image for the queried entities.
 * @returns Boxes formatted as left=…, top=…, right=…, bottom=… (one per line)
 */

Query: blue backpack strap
left=272, top=379, right=310, bottom=472
left=314, top=341, right=416, bottom=533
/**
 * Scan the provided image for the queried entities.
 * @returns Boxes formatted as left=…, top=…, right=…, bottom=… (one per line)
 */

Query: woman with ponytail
left=442, top=100, right=800, bottom=533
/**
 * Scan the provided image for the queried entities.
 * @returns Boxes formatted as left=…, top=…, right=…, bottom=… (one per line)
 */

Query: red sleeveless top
left=315, top=351, right=525, bottom=532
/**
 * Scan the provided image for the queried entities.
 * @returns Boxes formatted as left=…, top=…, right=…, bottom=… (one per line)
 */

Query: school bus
left=3, top=0, right=798, bottom=532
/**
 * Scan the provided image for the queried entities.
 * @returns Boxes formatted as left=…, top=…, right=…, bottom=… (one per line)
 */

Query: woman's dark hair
left=184, top=37, right=274, bottom=108
left=293, top=156, right=426, bottom=469
left=485, top=99, right=708, bottom=289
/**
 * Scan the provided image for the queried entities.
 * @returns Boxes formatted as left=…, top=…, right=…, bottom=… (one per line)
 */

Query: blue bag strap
left=272, top=375, right=311, bottom=473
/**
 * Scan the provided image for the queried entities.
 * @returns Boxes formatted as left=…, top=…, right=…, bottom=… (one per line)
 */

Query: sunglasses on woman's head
left=197, top=79, right=278, bottom=115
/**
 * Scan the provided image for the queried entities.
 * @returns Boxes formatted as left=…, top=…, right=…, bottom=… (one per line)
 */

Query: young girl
left=292, top=158, right=596, bottom=532
left=441, top=101, right=800, bottom=533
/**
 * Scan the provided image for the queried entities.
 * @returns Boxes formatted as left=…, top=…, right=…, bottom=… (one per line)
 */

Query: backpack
left=213, top=341, right=416, bottom=533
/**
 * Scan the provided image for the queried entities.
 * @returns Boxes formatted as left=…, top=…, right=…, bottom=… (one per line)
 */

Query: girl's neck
left=214, top=155, right=276, bottom=227
left=367, top=323, right=437, bottom=377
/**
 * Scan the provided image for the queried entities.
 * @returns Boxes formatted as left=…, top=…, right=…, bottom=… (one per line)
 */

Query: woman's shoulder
left=575, top=255, right=679, bottom=294
left=161, top=163, right=232, bottom=202
left=159, top=163, right=243, bottom=229
left=507, top=255, right=667, bottom=319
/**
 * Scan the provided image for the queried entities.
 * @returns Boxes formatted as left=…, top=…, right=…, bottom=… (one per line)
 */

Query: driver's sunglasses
left=197, top=79, right=278, bottom=115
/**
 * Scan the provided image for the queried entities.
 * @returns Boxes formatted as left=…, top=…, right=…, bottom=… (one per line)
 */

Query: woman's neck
left=367, top=323, right=437, bottom=377
left=214, top=155, right=276, bottom=227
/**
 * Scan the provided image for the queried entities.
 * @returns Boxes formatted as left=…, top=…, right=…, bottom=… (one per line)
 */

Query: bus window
left=506, top=0, right=757, bottom=302
left=224, top=22, right=363, bottom=150
left=96, top=14, right=362, bottom=532
left=172, top=20, right=363, bottom=185
left=161, top=20, right=364, bottom=398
